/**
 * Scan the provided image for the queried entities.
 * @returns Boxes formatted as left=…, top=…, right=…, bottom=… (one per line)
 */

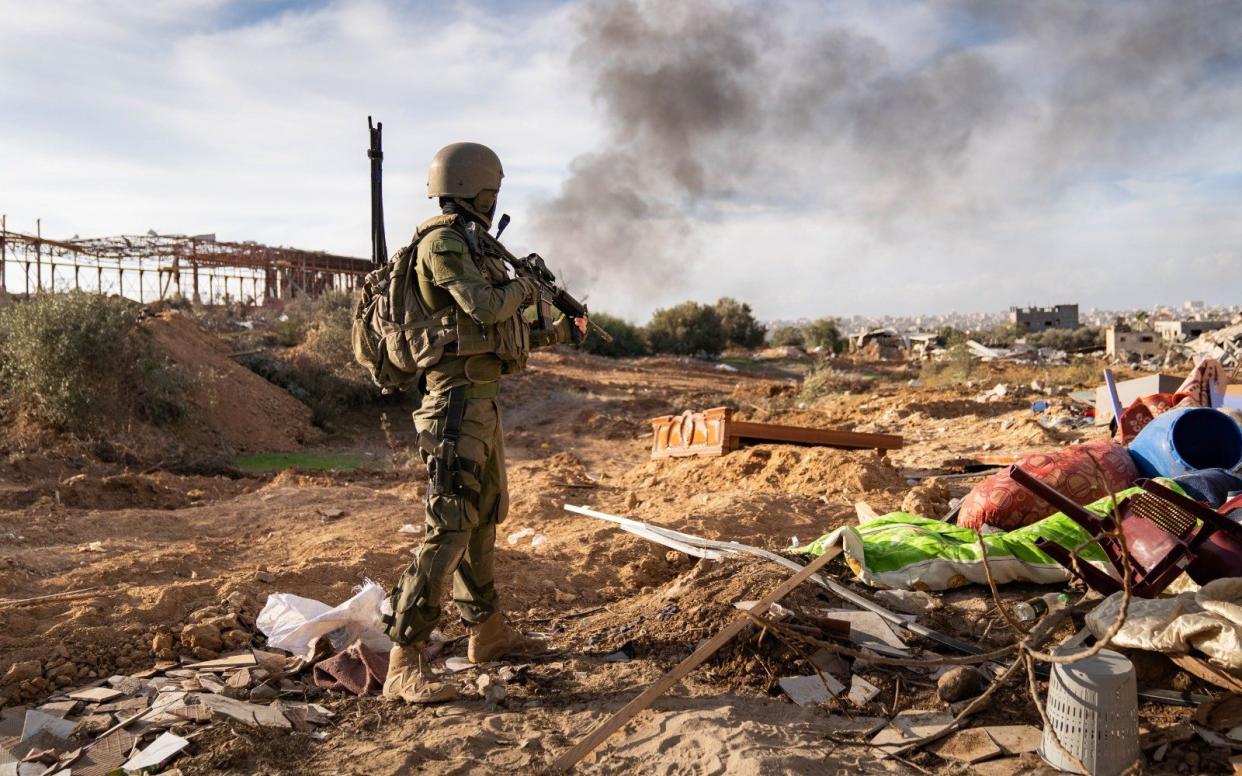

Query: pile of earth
left=0, top=588, right=262, bottom=708
left=145, top=311, right=323, bottom=454
left=622, top=445, right=906, bottom=502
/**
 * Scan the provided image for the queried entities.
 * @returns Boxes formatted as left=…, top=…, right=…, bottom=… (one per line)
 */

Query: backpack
left=352, top=218, right=458, bottom=393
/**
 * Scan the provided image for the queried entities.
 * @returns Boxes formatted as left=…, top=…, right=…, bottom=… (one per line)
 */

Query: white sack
left=256, top=579, right=392, bottom=660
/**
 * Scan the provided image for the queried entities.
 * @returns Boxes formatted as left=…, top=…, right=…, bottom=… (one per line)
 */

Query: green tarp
left=794, top=483, right=1183, bottom=591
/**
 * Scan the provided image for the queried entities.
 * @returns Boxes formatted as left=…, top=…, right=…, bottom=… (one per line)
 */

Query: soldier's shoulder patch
left=430, top=230, right=466, bottom=255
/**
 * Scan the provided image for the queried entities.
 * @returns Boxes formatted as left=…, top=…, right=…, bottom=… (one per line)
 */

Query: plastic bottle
left=1013, top=592, right=1071, bottom=622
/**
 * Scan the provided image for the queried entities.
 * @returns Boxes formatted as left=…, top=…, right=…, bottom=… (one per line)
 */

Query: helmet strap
left=443, top=196, right=494, bottom=229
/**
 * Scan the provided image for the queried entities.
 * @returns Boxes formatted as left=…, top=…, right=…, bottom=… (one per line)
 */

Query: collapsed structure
left=0, top=220, right=370, bottom=304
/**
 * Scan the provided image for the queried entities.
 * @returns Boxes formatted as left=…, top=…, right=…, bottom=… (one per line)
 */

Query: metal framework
left=0, top=216, right=371, bottom=304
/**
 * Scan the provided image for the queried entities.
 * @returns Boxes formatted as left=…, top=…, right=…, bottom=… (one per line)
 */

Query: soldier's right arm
left=422, top=229, right=533, bottom=325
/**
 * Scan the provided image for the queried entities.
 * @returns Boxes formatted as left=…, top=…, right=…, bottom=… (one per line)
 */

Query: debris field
left=2, top=312, right=1241, bottom=775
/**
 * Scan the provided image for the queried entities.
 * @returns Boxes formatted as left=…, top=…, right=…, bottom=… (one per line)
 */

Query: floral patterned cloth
left=959, top=438, right=1138, bottom=530
left=1112, top=358, right=1228, bottom=443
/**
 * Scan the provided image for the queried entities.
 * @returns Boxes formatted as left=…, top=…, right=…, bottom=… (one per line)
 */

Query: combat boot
left=382, top=643, right=457, bottom=704
left=468, top=612, right=547, bottom=663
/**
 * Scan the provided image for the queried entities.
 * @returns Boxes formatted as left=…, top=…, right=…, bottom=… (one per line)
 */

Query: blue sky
left=2, top=0, right=1240, bottom=320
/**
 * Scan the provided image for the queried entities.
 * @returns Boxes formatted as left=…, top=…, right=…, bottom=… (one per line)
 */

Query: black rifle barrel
left=367, top=116, right=387, bottom=267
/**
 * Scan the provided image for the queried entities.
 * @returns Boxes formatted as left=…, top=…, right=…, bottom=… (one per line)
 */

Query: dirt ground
left=0, top=333, right=1228, bottom=774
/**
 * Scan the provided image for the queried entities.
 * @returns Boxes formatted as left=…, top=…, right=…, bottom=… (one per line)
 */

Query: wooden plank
left=0, top=587, right=100, bottom=608
left=729, top=420, right=903, bottom=450
left=854, top=501, right=882, bottom=525
left=68, top=687, right=123, bottom=703
left=1169, top=653, right=1242, bottom=693
left=182, top=653, right=257, bottom=671
left=549, top=546, right=843, bottom=772
left=650, top=407, right=902, bottom=459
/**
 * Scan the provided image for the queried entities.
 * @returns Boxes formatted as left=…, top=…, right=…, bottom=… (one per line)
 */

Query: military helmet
left=427, top=142, right=504, bottom=199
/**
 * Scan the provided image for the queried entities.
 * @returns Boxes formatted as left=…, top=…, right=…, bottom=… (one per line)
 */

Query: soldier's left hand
left=574, top=317, right=589, bottom=336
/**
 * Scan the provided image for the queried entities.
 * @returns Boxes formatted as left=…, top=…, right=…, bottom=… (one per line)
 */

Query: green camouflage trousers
left=383, top=387, right=509, bottom=646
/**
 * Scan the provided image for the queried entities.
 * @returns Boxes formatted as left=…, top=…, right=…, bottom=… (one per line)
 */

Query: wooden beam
left=650, top=407, right=903, bottom=459
left=548, top=545, right=843, bottom=772
left=729, top=420, right=903, bottom=450
left=1169, top=653, right=1242, bottom=693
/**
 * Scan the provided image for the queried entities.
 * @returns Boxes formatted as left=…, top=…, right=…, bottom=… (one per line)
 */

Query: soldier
left=381, top=142, right=587, bottom=703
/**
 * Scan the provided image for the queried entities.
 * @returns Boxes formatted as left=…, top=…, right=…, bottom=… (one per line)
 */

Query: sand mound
left=992, top=415, right=1066, bottom=448
left=58, top=473, right=192, bottom=510
left=146, top=312, right=323, bottom=453
left=731, top=379, right=797, bottom=403
left=901, top=398, right=1015, bottom=419
left=626, top=445, right=905, bottom=500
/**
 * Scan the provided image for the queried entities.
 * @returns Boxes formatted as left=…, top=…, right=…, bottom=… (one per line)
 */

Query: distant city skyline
left=774, top=301, right=1241, bottom=337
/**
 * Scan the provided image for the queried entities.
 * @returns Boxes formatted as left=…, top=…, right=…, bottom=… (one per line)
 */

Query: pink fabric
left=959, top=439, right=1139, bottom=530
left=1114, top=392, right=1197, bottom=444
left=1177, top=357, right=1228, bottom=408
left=312, top=639, right=389, bottom=696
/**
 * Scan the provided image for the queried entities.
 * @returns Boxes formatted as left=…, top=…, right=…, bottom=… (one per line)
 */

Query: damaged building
left=1010, top=304, right=1080, bottom=332
left=1106, top=322, right=1162, bottom=359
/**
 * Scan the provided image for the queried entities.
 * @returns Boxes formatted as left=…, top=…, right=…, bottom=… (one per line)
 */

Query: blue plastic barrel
left=1128, top=407, right=1242, bottom=479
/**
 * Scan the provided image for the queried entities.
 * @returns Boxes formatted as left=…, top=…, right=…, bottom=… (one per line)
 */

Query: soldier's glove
left=552, top=314, right=579, bottom=345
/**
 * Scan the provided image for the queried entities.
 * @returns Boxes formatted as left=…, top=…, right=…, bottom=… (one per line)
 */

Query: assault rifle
left=475, top=213, right=613, bottom=343
left=367, top=116, right=387, bottom=267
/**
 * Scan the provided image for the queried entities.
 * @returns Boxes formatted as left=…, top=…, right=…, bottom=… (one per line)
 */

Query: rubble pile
left=0, top=647, right=332, bottom=775
left=1185, top=320, right=1242, bottom=367
left=6, top=329, right=1242, bottom=773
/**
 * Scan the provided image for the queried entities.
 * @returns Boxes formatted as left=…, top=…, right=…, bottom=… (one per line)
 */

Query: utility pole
left=0, top=214, right=6, bottom=294
left=35, top=218, right=42, bottom=294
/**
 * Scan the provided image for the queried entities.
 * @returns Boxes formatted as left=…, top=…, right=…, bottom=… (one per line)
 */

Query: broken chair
left=1007, top=465, right=1242, bottom=597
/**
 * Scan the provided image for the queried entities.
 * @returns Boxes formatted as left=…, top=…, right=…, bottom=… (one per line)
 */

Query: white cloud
left=2, top=0, right=1240, bottom=320
left=0, top=0, right=602, bottom=255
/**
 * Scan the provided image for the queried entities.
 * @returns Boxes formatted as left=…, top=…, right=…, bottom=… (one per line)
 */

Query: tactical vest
left=416, top=217, right=531, bottom=376
left=351, top=214, right=529, bottom=392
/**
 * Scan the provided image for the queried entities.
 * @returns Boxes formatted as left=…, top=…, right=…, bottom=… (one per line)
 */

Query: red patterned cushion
left=958, top=439, right=1138, bottom=531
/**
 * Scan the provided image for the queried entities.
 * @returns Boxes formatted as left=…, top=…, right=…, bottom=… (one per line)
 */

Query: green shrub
left=237, top=351, right=373, bottom=426
left=581, top=313, right=648, bottom=358
left=714, top=297, right=766, bottom=349
left=919, top=343, right=976, bottom=387
left=645, top=301, right=726, bottom=356
left=235, top=290, right=374, bottom=425
left=301, top=290, right=359, bottom=371
left=800, top=362, right=877, bottom=401
left=937, top=326, right=968, bottom=348
left=0, top=292, right=186, bottom=431
left=270, top=294, right=320, bottom=347
left=803, top=318, right=844, bottom=353
left=979, top=322, right=1021, bottom=347
left=769, top=325, right=805, bottom=348
left=1025, top=326, right=1104, bottom=352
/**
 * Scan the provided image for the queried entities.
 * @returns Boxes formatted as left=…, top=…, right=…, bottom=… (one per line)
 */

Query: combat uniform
left=379, top=141, right=580, bottom=704
left=385, top=215, right=572, bottom=648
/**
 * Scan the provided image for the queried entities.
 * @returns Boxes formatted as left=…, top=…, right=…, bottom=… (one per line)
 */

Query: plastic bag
left=256, top=579, right=392, bottom=660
